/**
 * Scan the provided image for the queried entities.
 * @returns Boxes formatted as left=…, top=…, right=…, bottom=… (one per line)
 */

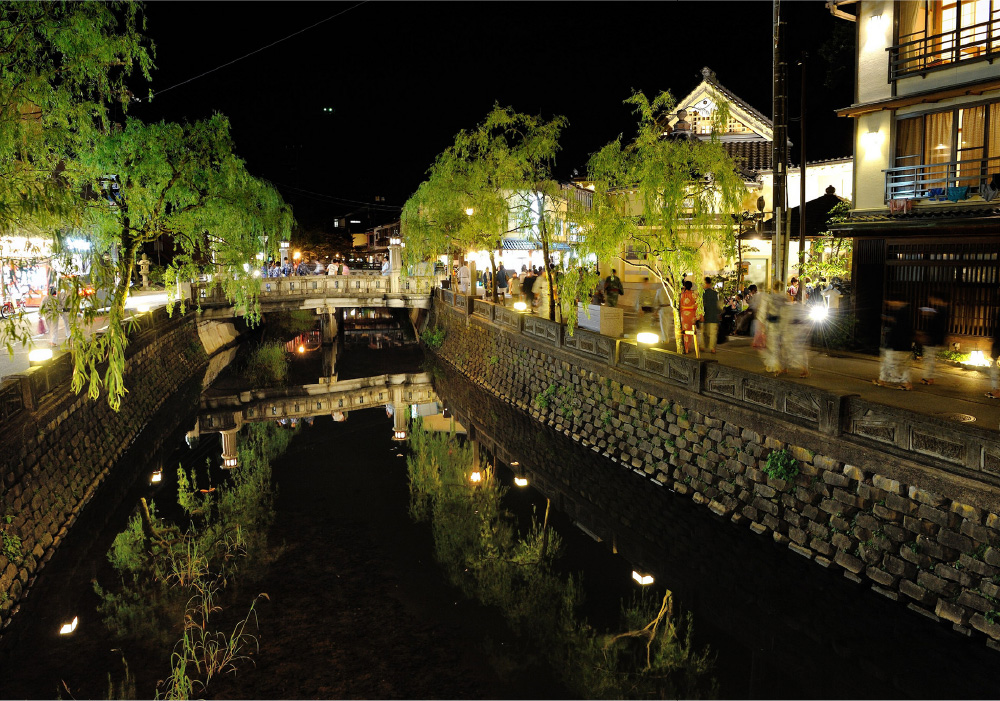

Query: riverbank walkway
left=615, top=307, right=1000, bottom=433
left=6, top=291, right=1000, bottom=434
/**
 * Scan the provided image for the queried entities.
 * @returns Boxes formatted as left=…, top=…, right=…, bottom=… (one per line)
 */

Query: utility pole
left=797, top=53, right=807, bottom=301
left=772, top=0, right=789, bottom=288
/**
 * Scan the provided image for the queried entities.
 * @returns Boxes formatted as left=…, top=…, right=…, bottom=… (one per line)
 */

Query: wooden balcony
left=890, top=18, right=1000, bottom=81
left=884, top=155, right=1000, bottom=201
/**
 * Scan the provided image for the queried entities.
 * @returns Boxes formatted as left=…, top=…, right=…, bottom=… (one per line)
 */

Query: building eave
left=836, top=79, right=1000, bottom=117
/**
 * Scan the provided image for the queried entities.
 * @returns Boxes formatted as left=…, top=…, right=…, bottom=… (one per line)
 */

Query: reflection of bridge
left=197, top=372, right=437, bottom=464
left=193, top=273, right=440, bottom=318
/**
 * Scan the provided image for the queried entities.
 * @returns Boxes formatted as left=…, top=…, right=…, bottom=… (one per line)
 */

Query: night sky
left=131, top=1, right=855, bottom=228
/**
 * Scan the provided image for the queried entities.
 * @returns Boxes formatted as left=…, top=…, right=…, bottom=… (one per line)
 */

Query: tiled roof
left=723, top=140, right=772, bottom=174
left=830, top=205, right=1000, bottom=231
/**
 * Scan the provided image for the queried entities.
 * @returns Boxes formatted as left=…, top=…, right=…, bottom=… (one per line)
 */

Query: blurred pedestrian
left=782, top=301, right=812, bottom=377
left=604, top=269, right=624, bottom=307
left=919, top=292, right=949, bottom=385
left=701, top=277, right=720, bottom=353
left=874, top=297, right=914, bottom=390
left=458, top=261, right=471, bottom=294
left=758, top=280, right=788, bottom=374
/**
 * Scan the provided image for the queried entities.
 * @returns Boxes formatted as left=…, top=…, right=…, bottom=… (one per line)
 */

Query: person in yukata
left=874, top=297, right=914, bottom=390
left=678, top=279, right=699, bottom=354
left=919, top=292, right=949, bottom=385
left=757, top=280, right=789, bottom=374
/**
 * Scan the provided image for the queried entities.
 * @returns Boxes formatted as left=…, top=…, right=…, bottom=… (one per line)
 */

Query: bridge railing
left=194, top=274, right=440, bottom=306
left=432, top=288, right=1000, bottom=479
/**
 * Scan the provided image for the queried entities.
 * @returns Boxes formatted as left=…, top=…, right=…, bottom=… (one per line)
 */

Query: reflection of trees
left=93, top=422, right=293, bottom=697
left=406, top=420, right=717, bottom=698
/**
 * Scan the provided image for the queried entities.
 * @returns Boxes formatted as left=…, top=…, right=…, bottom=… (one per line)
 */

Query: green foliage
left=243, top=341, right=289, bottom=389
left=1, top=528, right=23, bottom=564
left=938, top=349, right=971, bottom=363
left=762, top=449, right=799, bottom=482
left=94, top=421, right=290, bottom=696
left=421, top=326, right=446, bottom=350
left=534, top=383, right=557, bottom=409
left=799, top=202, right=853, bottom=282
left=584, top=89, right=745, bottom=347
left=405, top=420, right=716, bottom=698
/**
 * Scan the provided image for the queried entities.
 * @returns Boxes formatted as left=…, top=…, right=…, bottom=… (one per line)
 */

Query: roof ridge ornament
left=701, top=66, right=716, bottom=81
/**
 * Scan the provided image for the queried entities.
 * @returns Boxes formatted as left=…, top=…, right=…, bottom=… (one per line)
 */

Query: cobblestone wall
left=429, top=301, right=1000, bottom=650
left=0, top=312, right=208, bottom=635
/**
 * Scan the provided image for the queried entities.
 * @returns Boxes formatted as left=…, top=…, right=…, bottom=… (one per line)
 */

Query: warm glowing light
left=298, top=345, right=305, bottom=353
left=151, top=470, right=162, bottom=484
left=222, top=457, right=238, bottom=469
left=465, top=208, right=474, bottom=216
left=964, top=350, right=994, bottom=367
left=392, top=430, right=408, bottom=441
left=514, top=477, right=528, bottom=487
left=632, top=571, right=654, bottom=586
left=28, top=348, right=53, bottom=363
left=470, top=471, right=482, bottom=483
left=59, top=616, right=79, bottom=635
left=636, top=332, right=659, bottom=344
left=293, top=251, right=301, bottom=260
left=865, top=13, right=886, bottom=51
left=808, top=306, right=829, bottom=322
left=513, top=301, right=527, bottom=312
left=861, top=130, right=885, bottom=161
left=510, top=461, right=519, bottom=466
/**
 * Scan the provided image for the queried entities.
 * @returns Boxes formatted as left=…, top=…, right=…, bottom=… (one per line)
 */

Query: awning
left=500, top=239, right=574, bottom=251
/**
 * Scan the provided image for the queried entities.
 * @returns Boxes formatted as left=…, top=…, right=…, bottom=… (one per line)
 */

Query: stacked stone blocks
left=430, top=299, right=1000, bottom=650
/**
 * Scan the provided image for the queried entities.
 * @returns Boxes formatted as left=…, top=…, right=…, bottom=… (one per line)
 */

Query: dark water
left=4, top=331, right=999, bottom=699
left=428, top=356, right=1000, bottom=700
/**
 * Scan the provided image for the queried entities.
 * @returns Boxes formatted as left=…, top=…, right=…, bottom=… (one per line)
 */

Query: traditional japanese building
left=661, top=67, right=853, bottom=287
left=831, top=0, right=1000, bottom=350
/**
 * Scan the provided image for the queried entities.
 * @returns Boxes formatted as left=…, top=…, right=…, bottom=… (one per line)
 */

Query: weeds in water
left=243, top=341, right=288, bottom=389
left=405, top=418, right=717, bottom=698
left=93, top=422, right=293, bottom=698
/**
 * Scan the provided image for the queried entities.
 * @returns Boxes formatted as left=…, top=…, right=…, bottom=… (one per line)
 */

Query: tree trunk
left=487, top=250, right=498, bottom=304
left=540, top=239, right=556, bottom=322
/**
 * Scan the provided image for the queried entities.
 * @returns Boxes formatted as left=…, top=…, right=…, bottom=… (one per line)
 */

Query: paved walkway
left=619, top=308, right=1000, bottom=433
left=0, top=290, right=169, bottom=380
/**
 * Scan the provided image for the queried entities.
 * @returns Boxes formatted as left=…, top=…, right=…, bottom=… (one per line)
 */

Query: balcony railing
left=884, top=155, right=1000, bottom=201
left=889, top=17, right=1000, bottom=81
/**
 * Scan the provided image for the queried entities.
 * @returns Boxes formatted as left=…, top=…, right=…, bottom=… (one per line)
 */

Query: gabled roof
left=668, top=67, right=774, bottom=142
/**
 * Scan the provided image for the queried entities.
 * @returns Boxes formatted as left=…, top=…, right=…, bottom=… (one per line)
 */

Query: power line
left=273, top=181, right=402, bottom=210
left=152, top=2, right=368, bottom=98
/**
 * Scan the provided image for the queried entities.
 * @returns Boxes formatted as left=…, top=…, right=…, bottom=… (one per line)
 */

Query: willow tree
left=585, top=91, right=745, bottom=348
left=0, top=1, right=152, bottom=353
left=70, top=114, right=292, bottom=409
left=402, top=106, right=574, bottom=307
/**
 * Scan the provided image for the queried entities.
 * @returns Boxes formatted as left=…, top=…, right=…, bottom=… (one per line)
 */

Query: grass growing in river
left=93, top=421, right=293, bottom=698
left=405, top=419, right=717, bottom=699
left=243, top=341, right=289, bottom=389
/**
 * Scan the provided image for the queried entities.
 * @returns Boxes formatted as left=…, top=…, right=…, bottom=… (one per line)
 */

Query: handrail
left=889, top=17, right=1000, bottom=80
left=883, top=154, right=1000, bottom=201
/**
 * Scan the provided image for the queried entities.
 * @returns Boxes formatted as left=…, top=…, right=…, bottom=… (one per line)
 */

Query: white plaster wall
left=854, top=110, right=892, bottom=211
left=857, top=0, right=893, bottom=104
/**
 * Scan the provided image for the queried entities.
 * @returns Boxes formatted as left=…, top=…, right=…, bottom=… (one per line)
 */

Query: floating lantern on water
left=59, top=616, right=78, bottom=635
left=632, top=571, right=654, bottom=586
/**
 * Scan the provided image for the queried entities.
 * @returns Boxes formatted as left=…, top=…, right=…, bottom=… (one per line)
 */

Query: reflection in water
left=93, top=421, right=294, bottom=697
left=405, top=420, right=717, bottom=699
left=428, top=356, right=1000, bottom=700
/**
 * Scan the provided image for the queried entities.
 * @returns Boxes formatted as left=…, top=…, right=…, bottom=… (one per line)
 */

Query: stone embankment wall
left=429, top=294, right=1000, bottom=650
left=0, top=310, right=226, bottom=636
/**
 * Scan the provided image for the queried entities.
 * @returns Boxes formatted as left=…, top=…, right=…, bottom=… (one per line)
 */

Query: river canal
left=2, top=313, right=998, bottom=699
